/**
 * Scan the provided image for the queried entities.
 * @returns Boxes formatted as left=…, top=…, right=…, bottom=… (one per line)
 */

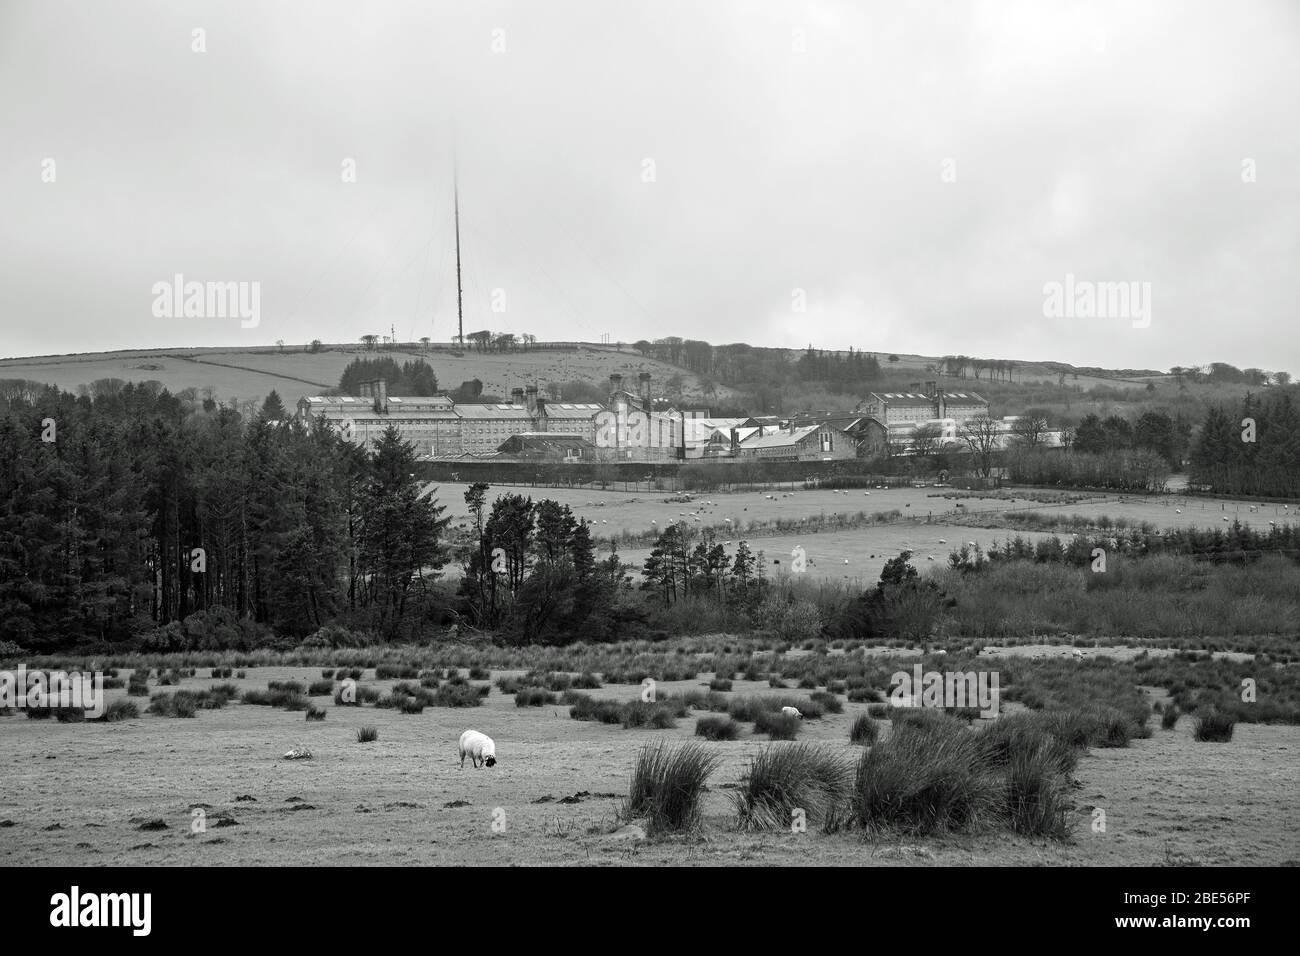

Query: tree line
left=1189, top=392, right=1300, bottom=497
left=0, top=381, right=449, bottom=653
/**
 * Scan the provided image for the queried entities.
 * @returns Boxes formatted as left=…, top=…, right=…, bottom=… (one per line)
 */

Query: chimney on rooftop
left=373, top=379, right=388, bottom=414
left=525, top=384, right=538, bottom=415
left=512, top=387, right=525, bottom=407
left=638, top=372, right=652, bottom=409
left=535, top=396, right=546, bottom=431
left=609, top=373, right=623, bottom=400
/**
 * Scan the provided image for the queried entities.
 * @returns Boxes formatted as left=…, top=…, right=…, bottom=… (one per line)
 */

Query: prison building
left=735, top=423, right=856, bottom=461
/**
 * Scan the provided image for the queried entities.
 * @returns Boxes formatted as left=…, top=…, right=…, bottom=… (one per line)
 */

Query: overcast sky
left=2, top=0, right=1297, bottom=374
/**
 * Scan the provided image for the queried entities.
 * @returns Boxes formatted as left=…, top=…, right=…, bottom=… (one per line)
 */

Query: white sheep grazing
left=458, top=729, right=497, bottom=769
left=780, top=706, right=803, bottom=720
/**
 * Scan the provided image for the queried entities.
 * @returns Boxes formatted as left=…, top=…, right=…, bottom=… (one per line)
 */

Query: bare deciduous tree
left=959, top=416, right=1002, bottom=477
left=1011, top=409, right=1051, bottom=448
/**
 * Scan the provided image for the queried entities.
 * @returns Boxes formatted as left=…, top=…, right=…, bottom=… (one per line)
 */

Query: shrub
left=1193, top=708, right=1236, bottom=742
left=848, top=687, right=884, bottom=703
left=307, top=679, right=334, bottom=696
left=468, top=666, right=491, bottom=681
left=321, top=669, right=335, bottom=679
left=357, top=726, right=378, bottom=743
left=1161, top=706, right=1180, bottom=730
left=695, top=716, right=741, bottom=741
left=305, top=704, right=327, bottom=721
left=850, top=713, right=878, bottom=745
left=572, top=671, right=601, bottom=689
left=709, top=677, right=733, bottom=692
left=733, top=744, right=853, bottom=831
left=622, top=741, right=719, bottom=835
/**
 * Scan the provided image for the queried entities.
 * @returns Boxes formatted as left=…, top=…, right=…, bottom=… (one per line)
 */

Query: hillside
left=0, top=341, right=1272, bottom=424
left=0, top=344, right=742, bottom=410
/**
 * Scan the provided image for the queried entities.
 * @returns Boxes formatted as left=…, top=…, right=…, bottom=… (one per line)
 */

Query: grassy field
left=429, top=482, right=1298, bottom=583
left=2, top=663, right=1294, bottom=866
left=0, top=344, right=737, bottom=409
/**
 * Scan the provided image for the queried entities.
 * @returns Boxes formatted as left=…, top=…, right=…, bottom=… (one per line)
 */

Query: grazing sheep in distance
left=781, top=706, right=802, bottom=719
left=458, top=730, right=497, bottom=769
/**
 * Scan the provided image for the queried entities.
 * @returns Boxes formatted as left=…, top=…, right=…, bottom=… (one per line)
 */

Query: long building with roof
left=296, top=379, right=603, bottom=457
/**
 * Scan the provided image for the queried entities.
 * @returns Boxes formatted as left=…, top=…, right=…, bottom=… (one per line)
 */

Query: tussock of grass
left=242, top=687, right=308, bottom=710
left=694, top=716, right=741, bottom=741
left=852, top=716, right=997, bottom=835
left=1161, top=706, right=1180, bottom=730
left=97, top=699, right=139, bottom=722
left=727, top=695, right=823, bottom=723
left=305, top=704, right=327, bottom=721
left=305, top=679, right=334, bottom=696
left=621, top=701, right=677, bottom=729
left=357, top=726, right=378, bottom=743
left=432, top=683, right=483, bottom=707
left=1193, top=708, right=1236, bottom=742
left=709, top=677, right=733, bottom=692
left=850, top=713, right=878, bottom=745
left=1002, top=740, right=1074, bottom=839
left=622, top=741, right=719, bottom=835
left=147, top=691, right=200, bottom=718
left=809, top=690, right=843, bottom=714
left=514, top=687, right=558, bottom=707
left=754, top=711, right=800, bottom=740
left=733, top=744, right=853, bottom=831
